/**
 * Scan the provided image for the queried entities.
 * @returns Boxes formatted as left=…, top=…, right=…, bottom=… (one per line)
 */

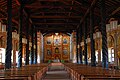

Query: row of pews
left=0, top=63, right=49, bottom=80
left=63, top=63, right=120, bottom=80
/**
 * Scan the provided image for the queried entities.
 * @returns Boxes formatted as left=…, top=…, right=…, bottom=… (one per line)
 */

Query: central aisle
left=42, top=63, right=71, bottom=80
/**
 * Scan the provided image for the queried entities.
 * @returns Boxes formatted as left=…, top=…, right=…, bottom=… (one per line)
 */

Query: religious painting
left=47, top=49, right=51, bottom=55
left=63, top=38, right=67, bottom=44
left=47, top=38, right=52, bottom=45
left=63, top=48, right=68, bottom=55
left=54, top=36, right=61, bottom=46
left=55, top=47, right=59, bottom=53
left=54, top=39, right=59, bottom=45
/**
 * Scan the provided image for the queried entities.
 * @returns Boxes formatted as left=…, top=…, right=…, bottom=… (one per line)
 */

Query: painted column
left=100, top=0, right=108, bottom=68
left=90, top=8, right=96, bottom=66
left=5, top=0, right=12, bottom=69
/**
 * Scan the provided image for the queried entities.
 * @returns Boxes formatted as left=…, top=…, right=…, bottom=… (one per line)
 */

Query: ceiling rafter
left=31, top=15, right=81, bottom=19
left=80, top=0, right=98, bottom=26
left=34, top=22, right=80, bottom=25
left=109, top=7, right=120, bottom=17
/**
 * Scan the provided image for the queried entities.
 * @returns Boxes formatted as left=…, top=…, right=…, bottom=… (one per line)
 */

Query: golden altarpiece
left=44, top=33, right=70, bottom=62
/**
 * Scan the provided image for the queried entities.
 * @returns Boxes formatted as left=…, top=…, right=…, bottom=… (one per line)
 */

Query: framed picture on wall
left=63, top=48, right=68, bottom=55
left=63, top=38, right=67, bottom=44
left=47, top=49, right=51, bottom=55
left=47, top=38, right=52, bottom=45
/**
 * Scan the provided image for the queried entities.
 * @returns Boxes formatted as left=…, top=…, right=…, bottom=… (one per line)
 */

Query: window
left=108, top=48, right=114, bottom=63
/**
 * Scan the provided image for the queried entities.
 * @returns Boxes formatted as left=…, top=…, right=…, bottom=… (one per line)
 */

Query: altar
left=44, top=33, right=70, bottom=62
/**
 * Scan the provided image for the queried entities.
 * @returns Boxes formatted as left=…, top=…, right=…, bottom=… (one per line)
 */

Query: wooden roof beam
left=34, top=22, right=80, bottom=25
left=31, top=15, right=81, bottom=19
left=15, top=0, right=20, bottom=6
left=80, top=0, right=98, bottom=26
left=38, top=0, right=73, bottom=1
left=109, top=7, right=120, bottom=17
left=25, top=5, right=79, bottom=9
left=15, top=0, right=33, bottom=24
left=0, top=17, right=18, bottom=25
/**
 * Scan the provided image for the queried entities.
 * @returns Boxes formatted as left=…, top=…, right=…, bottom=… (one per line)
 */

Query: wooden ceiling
left=0, top=0, right=120, bottom=34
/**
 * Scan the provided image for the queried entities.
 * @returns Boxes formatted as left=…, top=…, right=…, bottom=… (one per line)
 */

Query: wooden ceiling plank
left=14, top=0, right=33, bottom=24
left=15, top=0, right=20, bottom=6
left=80, top=0, right=98, bottom=26
left=31, top=15, right=81, bottom=19
left=25, top=5, right=79, bottom=9
left=38, top=0, right=59, bottom=1
left=34, top=22, right=79, bottom=25
left=109, top=7, right=120, bottom=16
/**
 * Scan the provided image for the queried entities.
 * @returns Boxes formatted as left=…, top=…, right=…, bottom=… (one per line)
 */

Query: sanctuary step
left=42, top=63, right=71, bottom=80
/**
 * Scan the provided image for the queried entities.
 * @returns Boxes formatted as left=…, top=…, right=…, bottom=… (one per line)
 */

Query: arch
left=107, top=35, right=114, bottom=48
left=116, top=33, right=120, bottom=58
left=107, top=35, right=115, bottom=63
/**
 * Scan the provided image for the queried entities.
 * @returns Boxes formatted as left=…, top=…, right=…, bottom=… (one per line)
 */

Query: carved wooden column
left=5, top=0, right=12, bottom=69
left=84, top=20, right=88, bottom=65
left=25, top=17, right=29, bottom=65
left=30, top=25, right=34, bottom=64
left=100, top=0, right=108, bottom=68
left=79, top=26, right=83, bottom=64
left=90, top=8, right=96, bottom=66
left=34, top=28, right=37, bottom=64
left=76, top=30, right=79, bottom=63
left=18, top=0, right=23, bottom=67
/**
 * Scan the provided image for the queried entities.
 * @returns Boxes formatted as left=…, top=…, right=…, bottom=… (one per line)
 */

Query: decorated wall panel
left=44, top=33, right=70, bottom=62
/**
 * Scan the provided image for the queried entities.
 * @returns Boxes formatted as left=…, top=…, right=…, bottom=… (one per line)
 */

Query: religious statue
left=55, top=47, right=59, bottom=53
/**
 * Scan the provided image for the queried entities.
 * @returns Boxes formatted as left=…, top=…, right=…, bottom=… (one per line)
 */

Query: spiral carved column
left=84, top=20, right=88, bottom=65
left=76, top=30, right=79, bottom=63
left=25, top=17, right=29, bottom=65
left=34, top=29, right=37, bottom=64
left=90, top=8, right=96, bottom=66
left=30, top=25, right=34, bottom=64
left=18, top=0, right=23, bottom=68
left=100, top=0, right=108, bottom=68
left=5, top=0, right=12, bottom=69
left=79, top=27, right=83, bottom=64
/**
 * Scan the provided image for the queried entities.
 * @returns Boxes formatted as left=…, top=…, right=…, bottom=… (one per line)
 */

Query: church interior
left=0, top=0, right=120, bottom=80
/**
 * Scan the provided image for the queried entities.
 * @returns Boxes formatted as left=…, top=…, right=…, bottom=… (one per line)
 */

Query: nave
left=0, top=62, right=120, bottom=80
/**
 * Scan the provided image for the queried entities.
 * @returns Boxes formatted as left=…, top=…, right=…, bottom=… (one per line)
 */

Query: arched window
left=108, top=48, right=114, bottom=63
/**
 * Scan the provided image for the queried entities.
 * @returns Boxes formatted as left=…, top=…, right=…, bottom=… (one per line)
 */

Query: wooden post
left=30, top=25, right=34, bottom=64
left=76, top=30, right=79, bottom=63
left=18, top=0, right=23, bottom=67
left=100, top=0, right=108, bottom=68
left=5, top=0, right=12, bottom=69
left=79, top=26, right=83, bottom=64
left=34, top=28, right=37, bottom=64
left=84, top=20, right=88, bottom=65
left=25, top=16, right=29, bottom=65
left=90, top=8, right=96, bottom=66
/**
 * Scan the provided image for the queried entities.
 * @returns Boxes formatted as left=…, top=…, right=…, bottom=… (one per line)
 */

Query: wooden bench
left=63, top=63, right=120, bottom=80
left=0, top=63, right=49, bottom=80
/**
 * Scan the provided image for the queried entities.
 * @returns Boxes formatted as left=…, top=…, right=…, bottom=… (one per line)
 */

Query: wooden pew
left=0, top=63, right=49, bottom=80
left=63, top=63, right=120, bottom=80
